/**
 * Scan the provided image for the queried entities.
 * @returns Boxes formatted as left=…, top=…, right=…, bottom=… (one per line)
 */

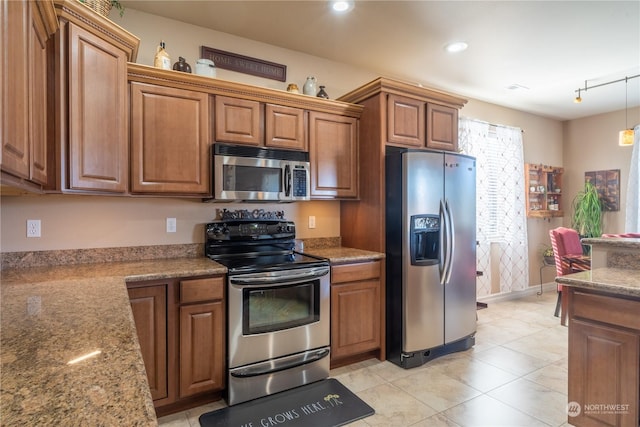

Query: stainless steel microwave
left=211, top=143, right=310, bottom=202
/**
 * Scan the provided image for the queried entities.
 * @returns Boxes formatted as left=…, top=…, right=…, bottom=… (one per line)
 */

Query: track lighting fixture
left=572, top=74, right=638, bottom=146
left=574, top=88, right=582, bottom=103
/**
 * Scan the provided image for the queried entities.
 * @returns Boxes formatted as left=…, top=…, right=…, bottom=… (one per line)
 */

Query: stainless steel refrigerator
left=385, top=146, right=476, bottom=369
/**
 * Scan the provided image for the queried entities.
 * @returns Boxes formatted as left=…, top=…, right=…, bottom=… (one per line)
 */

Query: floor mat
left=199, top=378, right=375, bottom=427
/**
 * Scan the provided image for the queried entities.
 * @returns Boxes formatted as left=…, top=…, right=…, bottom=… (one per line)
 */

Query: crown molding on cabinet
left=127, top=63, right=364, bottom=118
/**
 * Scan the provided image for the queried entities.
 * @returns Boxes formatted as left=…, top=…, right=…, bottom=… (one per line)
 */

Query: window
left=459, top=117, right=529, bottom=295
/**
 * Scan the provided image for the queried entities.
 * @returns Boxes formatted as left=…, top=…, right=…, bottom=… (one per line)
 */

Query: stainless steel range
left=205, top=209, right=330, bottom=406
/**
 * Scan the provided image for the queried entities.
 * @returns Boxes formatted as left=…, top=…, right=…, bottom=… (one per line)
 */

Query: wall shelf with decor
left=525, top=163, right=564, bottom=218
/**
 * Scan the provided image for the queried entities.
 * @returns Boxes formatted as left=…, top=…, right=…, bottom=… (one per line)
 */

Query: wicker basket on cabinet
left=78, top=0, right=112, bottom=17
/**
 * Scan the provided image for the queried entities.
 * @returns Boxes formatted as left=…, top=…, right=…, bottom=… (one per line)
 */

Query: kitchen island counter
left=1, top=257, right=225, bottom=426
left=555, top=267, right=640, bottom=297
left=556, top=237, right=640, bottom=426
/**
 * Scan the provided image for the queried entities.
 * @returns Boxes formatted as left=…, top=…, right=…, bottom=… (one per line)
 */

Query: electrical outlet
left=27, top=219, right=41, bottom=238
left=166, top=217, right=177, bottom=233
left=308, top=215, right=316, bottom=229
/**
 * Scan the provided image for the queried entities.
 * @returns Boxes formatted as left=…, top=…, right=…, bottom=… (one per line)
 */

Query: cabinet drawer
left=331, top=261, right=381, bottom=284
left=570, top=290, right=640, bottom=330
left=180, top=276, right=224, bottom=303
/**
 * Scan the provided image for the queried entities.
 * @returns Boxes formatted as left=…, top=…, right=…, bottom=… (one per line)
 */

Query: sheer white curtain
left=625, top=124, right=640, bottom=232
left=459, top=117, right=529, bottom=296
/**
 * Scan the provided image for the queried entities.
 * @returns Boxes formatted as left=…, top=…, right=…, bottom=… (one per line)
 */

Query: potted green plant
left=571, top=181, right=602, bottom=252
left=542, top=246, right=555, bottom=264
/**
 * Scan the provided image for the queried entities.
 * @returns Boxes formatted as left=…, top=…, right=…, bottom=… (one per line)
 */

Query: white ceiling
left=122, top=1, right=640, bottom=121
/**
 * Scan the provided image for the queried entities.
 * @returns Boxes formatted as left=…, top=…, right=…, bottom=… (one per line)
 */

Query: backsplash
left=0, top=237, right=341, bottom=270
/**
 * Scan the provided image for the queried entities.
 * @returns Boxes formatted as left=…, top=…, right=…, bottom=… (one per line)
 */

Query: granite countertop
left=304, top=247, right=385, bottom=264
left=582, top=237, right=640, bottom=250
left=555, top=267, right=640, bottom=298
left=0, top=246, right=382, bottom=425
left=1, top=257, right=225, bottom=426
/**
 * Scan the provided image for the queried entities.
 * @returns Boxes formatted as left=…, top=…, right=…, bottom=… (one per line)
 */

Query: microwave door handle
left=284, top=164, right=291, bottom=197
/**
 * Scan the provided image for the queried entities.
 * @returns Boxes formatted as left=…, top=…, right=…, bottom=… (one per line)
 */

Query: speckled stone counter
left=582, top=237, right=640, bottom=269
left=555, top=267, right=640, bottom=298
left=1, top=257, right=224, bottom=426
left=304, top=247, right=385, bottom=264
left=556, top=237, right=640, bottom=297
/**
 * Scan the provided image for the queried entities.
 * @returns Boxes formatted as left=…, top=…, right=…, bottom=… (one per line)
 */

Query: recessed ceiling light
left=445, top=41, right=468, bottom=53
left=331, top=1, right=354, bottom=13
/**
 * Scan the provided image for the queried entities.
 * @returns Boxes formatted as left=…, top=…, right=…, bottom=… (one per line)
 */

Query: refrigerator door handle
left=444, top=199, right=455, bottom=283
left=440, top=199, right=449, bottom=285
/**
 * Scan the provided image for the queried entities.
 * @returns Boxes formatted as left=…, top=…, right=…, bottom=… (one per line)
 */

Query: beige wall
left=2, top=7, right=637, bottom=293
left=563, top=106, right=640, bottom=235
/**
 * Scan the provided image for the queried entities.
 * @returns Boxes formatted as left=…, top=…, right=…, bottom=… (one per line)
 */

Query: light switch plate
left=166, top=217, right=177, bottom=233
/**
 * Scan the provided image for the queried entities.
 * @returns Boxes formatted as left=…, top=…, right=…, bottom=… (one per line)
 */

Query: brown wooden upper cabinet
left=215, top=95, right=306, bottom=150
left=386, top=95, right=459, bottom=151
left=426, top=103, right=459, bottom=152
left=387, top=94, right=424, bottom=147
left=130, top=83, right=210, bottom=195
left=1, top=0, right=57, bottom=190
left=309, top=111, right=358, bottom=199
left=51, top=0, right=139, bottom=194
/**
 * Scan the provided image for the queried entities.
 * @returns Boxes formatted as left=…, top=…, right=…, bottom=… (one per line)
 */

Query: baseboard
left=477, top=282, right=557, bottom=305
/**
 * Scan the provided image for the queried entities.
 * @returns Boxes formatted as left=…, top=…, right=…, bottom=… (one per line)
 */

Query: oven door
left=227, top=265, right=330, bottom=369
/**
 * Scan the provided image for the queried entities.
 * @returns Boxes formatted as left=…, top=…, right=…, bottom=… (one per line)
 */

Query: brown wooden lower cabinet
left=179, top=300, right=224, bottom=398
left=330, top=260, right=382, bottom=365
left=568, top=288, right=640, bottom=427
left=127, top=283, right=168, bottom=401
left=127, top=275, right=225, bottom=415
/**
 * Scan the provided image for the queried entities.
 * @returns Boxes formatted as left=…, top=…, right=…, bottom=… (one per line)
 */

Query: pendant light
left=619, top=77, right=635, bottom=146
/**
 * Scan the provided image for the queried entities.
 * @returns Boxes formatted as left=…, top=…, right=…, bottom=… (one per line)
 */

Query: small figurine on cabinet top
left=316, top=85, right=329, bottom=99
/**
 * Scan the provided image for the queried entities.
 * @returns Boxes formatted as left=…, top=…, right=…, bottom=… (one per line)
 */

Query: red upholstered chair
left=549, top=227, right=591, bottom=325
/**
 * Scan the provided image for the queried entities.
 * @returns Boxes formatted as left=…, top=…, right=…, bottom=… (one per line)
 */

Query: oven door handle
left=229, top=347, right=330, bottom=378
left=229, top=266, right=329, bottom=286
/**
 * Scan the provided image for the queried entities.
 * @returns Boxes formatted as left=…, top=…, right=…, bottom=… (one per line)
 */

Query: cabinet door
left=331, top=279, right=380, bottom=359
left=426, top=103, right=458, bottom=151
left=214, top=96, right=261, bottom=146
left=179, top=301, right=225, bottom=398
left=128, top=285, right=168, bottom=401
left=1, top=0, right=31, bottom=179
left=130, top=83, right=210, bottom=194
left=309, top=111, right=358, bottom=198
left=265, top=104, right=306, bottom=150
left=28, top=1, right=50, bottom=185
left=387, top=94, right=424, bottom=147
left=569, top=319, right=639, bottom=427
left=68, top=23, right=128, bottom=192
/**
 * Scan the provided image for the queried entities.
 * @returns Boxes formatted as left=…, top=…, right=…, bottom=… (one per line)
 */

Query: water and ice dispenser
left=410, top=214, right=440, bottom=265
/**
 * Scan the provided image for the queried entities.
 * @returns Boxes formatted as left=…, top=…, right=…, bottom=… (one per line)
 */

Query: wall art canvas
left=585, top=169, right=620, bottom=211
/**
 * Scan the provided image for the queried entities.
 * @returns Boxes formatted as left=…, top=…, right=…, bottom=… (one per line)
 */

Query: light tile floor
left=159, top=291, right=576, bottom=426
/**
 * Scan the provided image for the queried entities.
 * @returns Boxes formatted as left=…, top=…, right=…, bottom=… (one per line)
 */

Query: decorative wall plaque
left=200, top=46, right=287, bottom=82
left=217, top=209, right=286, bottom=220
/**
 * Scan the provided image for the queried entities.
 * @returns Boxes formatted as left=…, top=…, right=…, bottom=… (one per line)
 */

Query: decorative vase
left=303, top=77, right=317, bottom=96
left=173, top=57, right=192, bottom=73
left=316, top=85, right=329, bottom=99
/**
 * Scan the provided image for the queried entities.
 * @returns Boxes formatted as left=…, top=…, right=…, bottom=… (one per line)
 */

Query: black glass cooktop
left=208, top=250, right=328, bottom=274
